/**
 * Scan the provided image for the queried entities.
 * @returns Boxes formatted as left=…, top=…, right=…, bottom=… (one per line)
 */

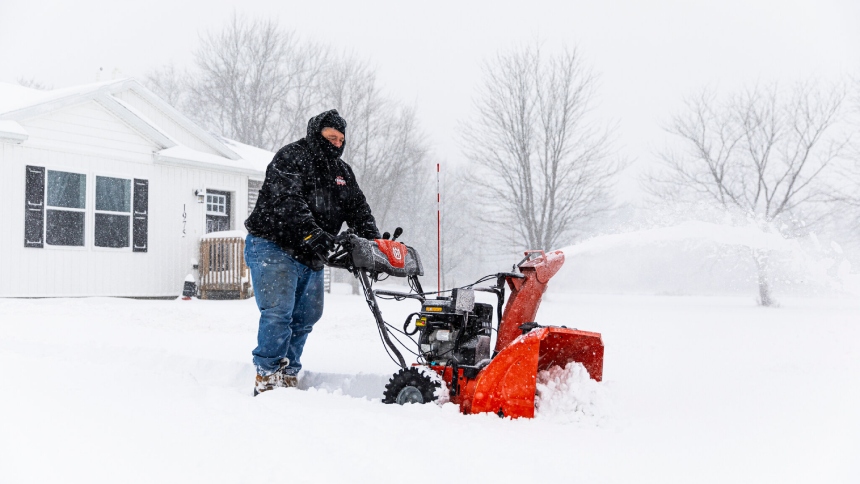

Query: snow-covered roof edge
left=0, top=119, right=28, bottom=143
left=155, top=146, right=263, bottom=177
left=111, top=80, right=241, bottom=161
left=216, top=136, right=274, bottom=177
left=0, top=79, right=240, bottom=161
left=0, top=78, right=275, bottom=176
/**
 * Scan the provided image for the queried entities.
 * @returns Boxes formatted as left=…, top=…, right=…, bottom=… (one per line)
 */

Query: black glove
left=303, top=228, right=335, bottom=262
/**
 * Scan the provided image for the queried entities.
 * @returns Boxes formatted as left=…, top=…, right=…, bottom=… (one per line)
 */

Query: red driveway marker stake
left=436, top=163, right=441, bottom=293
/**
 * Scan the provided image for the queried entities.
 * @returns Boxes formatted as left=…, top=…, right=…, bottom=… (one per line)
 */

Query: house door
left=205, top=190, right=231, bottom=233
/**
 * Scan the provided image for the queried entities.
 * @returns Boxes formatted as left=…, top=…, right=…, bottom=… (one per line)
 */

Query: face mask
left=313, top=131, right=345, bottom=160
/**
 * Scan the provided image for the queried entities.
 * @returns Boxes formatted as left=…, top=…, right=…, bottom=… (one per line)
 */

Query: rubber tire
left=382, top=367, right=440, bottom=405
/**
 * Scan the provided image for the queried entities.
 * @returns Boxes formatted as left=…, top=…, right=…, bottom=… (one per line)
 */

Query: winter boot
left=282, top=374, right=298, bottom=388
left=254, top=359, right=298, bottom=396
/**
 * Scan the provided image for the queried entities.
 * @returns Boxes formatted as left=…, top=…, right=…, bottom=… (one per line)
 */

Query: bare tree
left=144, top=64, right=189, bottom=108
left=146, top=16, right=431, bottom=217
left=17, top=77, right=52, bottom=90
left=842, top=79, right=860, bottom=208
left=836, top=79, right=860, bottom=253
left=323, top=61, right=430, bottom=230
left=320, top=56, right=435, bottom=292
left=437, top=164, right=492, bottom=289
left=181, top=14, right=329, bottom=151
left=647, top=82, right=851, bottom=306
left=145, top=15, right=436, bottom=292
left=465, top=44, right=620, bottom=252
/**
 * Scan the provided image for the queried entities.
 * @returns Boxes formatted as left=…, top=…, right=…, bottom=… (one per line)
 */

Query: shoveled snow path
left=1, top=292, right=858, bottom=483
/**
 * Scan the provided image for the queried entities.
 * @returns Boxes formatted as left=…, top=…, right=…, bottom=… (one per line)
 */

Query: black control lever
left=391, top=227, right=403, bottom=241
left=382, top=231, right=390, bottom=240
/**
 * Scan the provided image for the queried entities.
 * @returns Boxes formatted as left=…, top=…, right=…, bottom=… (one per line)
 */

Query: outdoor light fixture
left=194, top=188, right=205, bottom=203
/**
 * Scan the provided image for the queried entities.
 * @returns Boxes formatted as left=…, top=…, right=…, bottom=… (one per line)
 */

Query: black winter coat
left=245, top=110, right=381, bottom=270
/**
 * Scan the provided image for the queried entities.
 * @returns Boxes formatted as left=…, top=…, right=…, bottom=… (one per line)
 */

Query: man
left=244, top=109, right=380, bottom=396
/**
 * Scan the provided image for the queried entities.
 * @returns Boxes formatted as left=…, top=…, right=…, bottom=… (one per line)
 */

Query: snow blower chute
left=327, top=230, right=604, bottom=419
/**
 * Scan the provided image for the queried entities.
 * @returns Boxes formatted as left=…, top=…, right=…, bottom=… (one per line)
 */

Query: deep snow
left=1, top=288, right=858, bottom=483
left=2, top=221, right=858, bottom=483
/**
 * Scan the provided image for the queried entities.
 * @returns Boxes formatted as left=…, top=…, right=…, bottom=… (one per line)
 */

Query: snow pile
left=200, top=229, right=247, bottom=240
left=2, top=293, right=859, bottom=482
left=297, top=371, right=391, bottom=399
left=534, top=362, right=613, bottom=425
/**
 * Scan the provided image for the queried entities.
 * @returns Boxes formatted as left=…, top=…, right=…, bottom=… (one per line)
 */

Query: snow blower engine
left=327, top=228, right=604, bottom=419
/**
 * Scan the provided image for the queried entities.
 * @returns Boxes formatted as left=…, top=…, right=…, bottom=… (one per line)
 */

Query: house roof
left=0, top=79, right=271, bottom=178
left=0, top=79, right=118, bottom=114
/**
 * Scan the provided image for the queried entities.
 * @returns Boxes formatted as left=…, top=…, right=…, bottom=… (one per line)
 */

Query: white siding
left=0, top=102, right=252, bottom=298
left=248, top=179, right=264, bottom=214
left=0, top=143, right=22, bottom=297
left=113, top=90, right=223, bottom=157
left=20, top=101, right=157, bottom=162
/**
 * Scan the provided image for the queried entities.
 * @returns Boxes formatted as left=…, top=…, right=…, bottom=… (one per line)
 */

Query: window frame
left=36, top=167, right=144, bottom=252
left=93, top=174, right=134, bottom=251
left=43, top=168, right=88, bottom=250
left=206, top=192, right=228, bottom=217
left=204, top=189, right=232, bottom=234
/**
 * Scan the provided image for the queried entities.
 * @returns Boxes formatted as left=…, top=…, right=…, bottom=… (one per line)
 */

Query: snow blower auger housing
left=327, top=230, right=604, bottom=419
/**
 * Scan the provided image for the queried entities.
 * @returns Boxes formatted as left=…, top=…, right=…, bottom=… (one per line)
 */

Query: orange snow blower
left=327, top=229, right=603, bottom=419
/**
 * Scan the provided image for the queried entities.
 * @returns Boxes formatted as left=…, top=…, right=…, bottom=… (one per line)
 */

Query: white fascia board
left=0, top=120, right=28, bottom=143
left=96, top=93, right=176, bottom=150
left=154, top=151, right=263, bottom=177
left=0, top=84, right=175, bottom=150
left=114, top=80, right=241, bottom=161
left=0, top=93, right=94, bottom=122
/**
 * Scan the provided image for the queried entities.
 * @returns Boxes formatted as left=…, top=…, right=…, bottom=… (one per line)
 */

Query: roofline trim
left=154, top=152, right=264, bottom=177
left=0, top=78, right=242, bottom=161
left=117, top=81, right=241, bottom=161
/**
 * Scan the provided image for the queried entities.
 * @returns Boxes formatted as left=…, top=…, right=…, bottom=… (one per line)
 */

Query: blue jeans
left=245, top=234, right=324, bottom=375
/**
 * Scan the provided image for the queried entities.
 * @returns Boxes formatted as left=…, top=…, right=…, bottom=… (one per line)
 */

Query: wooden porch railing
left=199, top=237, right=251, bottom=299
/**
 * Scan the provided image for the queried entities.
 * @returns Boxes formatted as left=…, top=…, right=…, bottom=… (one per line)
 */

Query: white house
left=0, top=79, right=273, bottom=297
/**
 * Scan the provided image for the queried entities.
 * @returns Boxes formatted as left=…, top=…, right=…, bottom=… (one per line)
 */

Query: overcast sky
left=1, top=0, right=858, bottom=199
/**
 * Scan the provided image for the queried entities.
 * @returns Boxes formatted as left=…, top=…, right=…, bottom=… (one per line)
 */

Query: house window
left=205, top=190, right=231, bottom=233
left=24, top=165, right=149, bottom=252
left=206, top=193, right=227, bottom=216
left=46, top=170, right=86, bottom=246
left=94, top=176, right=132, bottom=248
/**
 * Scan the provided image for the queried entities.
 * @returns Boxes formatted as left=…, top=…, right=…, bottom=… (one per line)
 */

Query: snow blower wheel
left=383, top=367, right=439, bottom=405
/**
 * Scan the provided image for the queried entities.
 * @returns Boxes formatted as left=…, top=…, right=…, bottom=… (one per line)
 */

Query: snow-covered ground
left=2, top=284, right=858, bottom=483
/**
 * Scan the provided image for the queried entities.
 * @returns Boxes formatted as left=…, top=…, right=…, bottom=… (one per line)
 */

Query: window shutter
left=24, top=165, right=45, bottom=248
left=133, top=179, right=148, bottom=253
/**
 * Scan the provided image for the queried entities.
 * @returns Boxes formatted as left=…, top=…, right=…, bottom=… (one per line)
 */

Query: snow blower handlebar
left=324, top=229, right=527, bottom=370
left=325, top=229, right=421, bottom=369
